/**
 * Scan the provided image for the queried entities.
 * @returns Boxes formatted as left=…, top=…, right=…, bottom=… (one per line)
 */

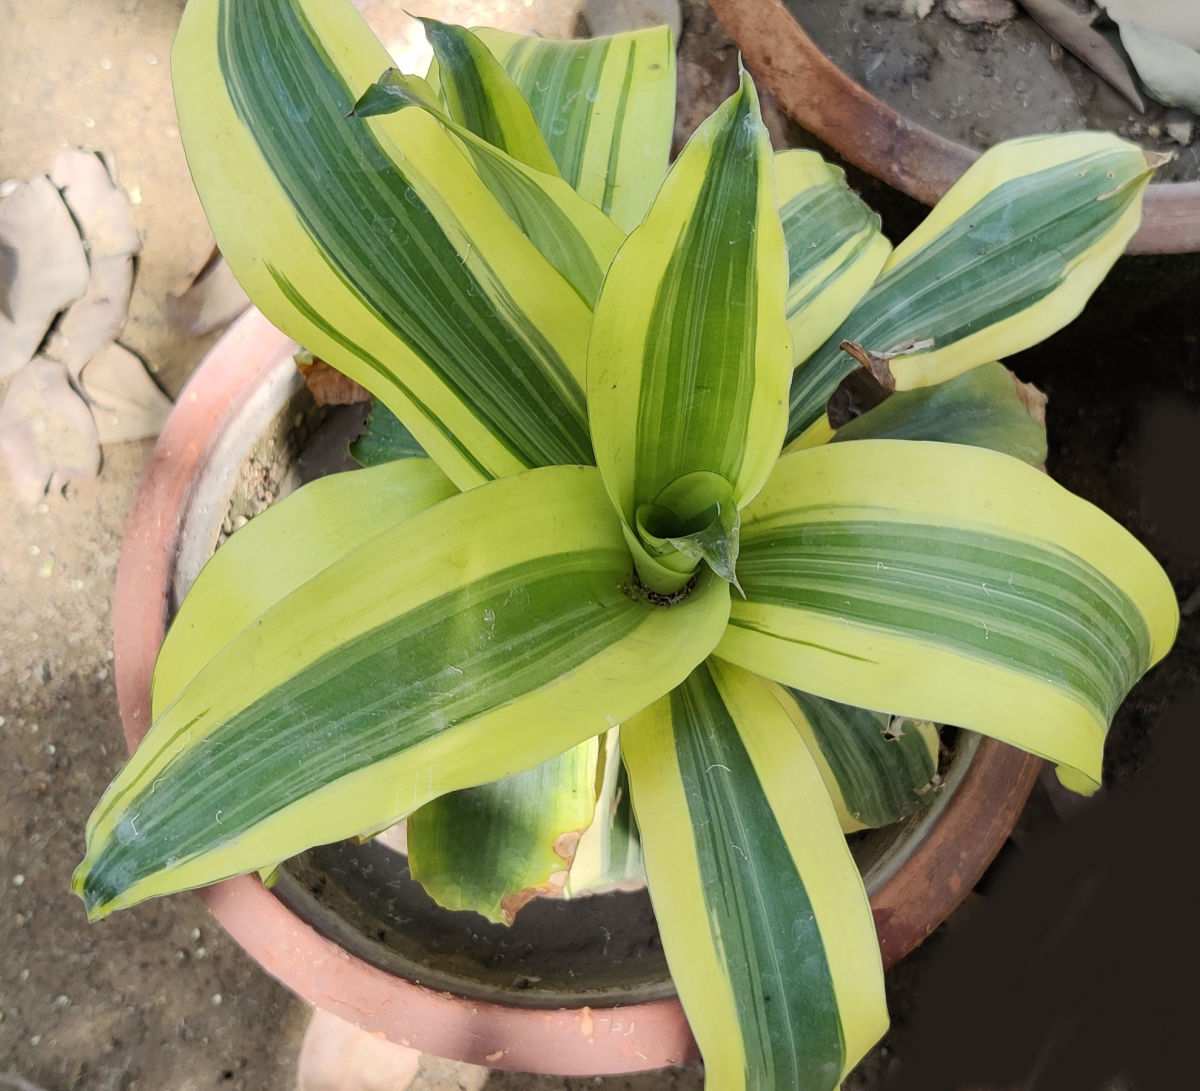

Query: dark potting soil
left=787, top=0, right=1200, bottom=184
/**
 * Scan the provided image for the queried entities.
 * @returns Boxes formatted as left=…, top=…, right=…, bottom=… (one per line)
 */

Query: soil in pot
left=788, top=0, right=1200, bottom=183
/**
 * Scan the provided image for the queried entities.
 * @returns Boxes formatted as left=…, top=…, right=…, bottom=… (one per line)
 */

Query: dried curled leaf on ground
left=1116, top=21, right=1200, bottom=114
left=1017, top=0, right=1145, bottom=112
left=0, top=177, right=89, bottom=378
left=1101, top=1, right=1200, bottom=51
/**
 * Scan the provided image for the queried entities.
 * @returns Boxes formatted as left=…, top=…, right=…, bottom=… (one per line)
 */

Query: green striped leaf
left=175, top=0, right=620, bottom=489
left=776, top=150, right=891, bottom=371
left=152, top=459, right=456, bottom=714
left=350, top=398, right=428, bottom=466
left=406, top=738, right=602, bottom=924
left=350, top=66, right=622, bottom=307
left=565, top=729, right=645, bottom=897
left=75, top=465, right=731, bottom=918
left=786, top=133, right=1156, bottom=444
left=587, top=71, right=791, bottom=593
left=464, top=26, right=676, bottom=231
left=716, top=441, right=1178, bottom=792
left=418, top=19, right=558, bottom=175
left=774, top=689, right=940, bottom=832
left=830, top=362, right=1048, bottom=467
left=623, top=659, right=887, bottom=1091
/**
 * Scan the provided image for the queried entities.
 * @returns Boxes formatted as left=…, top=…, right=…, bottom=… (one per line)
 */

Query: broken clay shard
left=0, top=177, right=90, bottom=378
left=0, top=357, right=100, bottom=506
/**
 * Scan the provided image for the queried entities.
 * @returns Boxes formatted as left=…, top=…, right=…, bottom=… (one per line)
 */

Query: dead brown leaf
left=296, top=355, right=371, bottom=406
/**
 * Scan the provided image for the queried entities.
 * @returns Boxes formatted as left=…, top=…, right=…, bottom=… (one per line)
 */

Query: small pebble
left=100, top=57, right=113, bottom=70
left=30, top=1034, right=41, bottom=1046
left=52, top=994, right=70, bottom=1009
left=195, top=946, right=208, bottom=960
left=147, top=52, right=159, bottom=65
left=12, top=874, right=25, bottom=887
left=46, top=743, right=56, bottom=756
left=29, top=544, right=40, bottom=556
left=96, top=668, right=109, bottom=682
left=211, top=993, right=223, bottom=1006
left=190, top=928, right=202, bottom=941
left=19, top=969, right=30, bottom=982
left=83, top=117, right=96, bottom=129
left=0, top=716, right=6, bottom=728
left=175, top=950, right=187, bottom=962
left=128, top=185, right=143, bottom=205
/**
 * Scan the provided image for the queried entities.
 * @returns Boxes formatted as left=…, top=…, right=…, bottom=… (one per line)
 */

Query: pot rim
left=111, top=308, right=1041, bottom=1075
left=710, top=0, right=1200, bottom=255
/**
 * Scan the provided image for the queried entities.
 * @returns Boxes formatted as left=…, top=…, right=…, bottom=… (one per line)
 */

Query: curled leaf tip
left=840, top=340, right=898, bottom=392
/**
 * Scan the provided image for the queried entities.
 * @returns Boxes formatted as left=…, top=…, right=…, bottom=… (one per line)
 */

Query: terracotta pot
left=711, top=0, right=1200, bottom=255
left=112, top=308, right=1041, bottom=1075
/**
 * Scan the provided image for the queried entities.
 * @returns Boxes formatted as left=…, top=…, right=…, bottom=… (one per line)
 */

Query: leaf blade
left=587, top=71, right=790, bottom=591
left=419, top=18, right=559, bottom=175
left=786, top=133, right=1154, bottom=442
left=406, top=738, right=602, bottom=924
left=828, top=361, right=1048, bottom=466
left=623, top=659, right=887, bottom=1090
left=471, top=26, right=677, bottom=231
left=76, top=465, right=731, bottom=917
left=175, top=0, right=604, bottom=488
left=717, top=440, right=1178, bottom=791
left=776, top=150, right=892, bottom=370
left=152, top=459, right=457, bottom=716
left=770, top=688, right=940, bottom=833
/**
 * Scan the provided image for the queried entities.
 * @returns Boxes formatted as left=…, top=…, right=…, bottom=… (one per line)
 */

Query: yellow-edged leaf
left=776, top=150, right=891, bottom=369
left=462, top=26, right=677, bottom=231
left=587, top=70, right=790, bottom=592
left=624, top=659, right=888, bottom=1090
left=175, top=0, right=616, bottom=488
left=418, top=18, right=558, bottom=175
left=75, top=465, right=730, bottom=918
left=787, top=133, right=1157, bottom=443
left=717, top=440, right=1178, bottom=792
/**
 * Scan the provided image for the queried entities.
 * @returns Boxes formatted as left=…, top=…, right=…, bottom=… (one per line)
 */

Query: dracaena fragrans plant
left=75, top=0, right=1179, bottom=1086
